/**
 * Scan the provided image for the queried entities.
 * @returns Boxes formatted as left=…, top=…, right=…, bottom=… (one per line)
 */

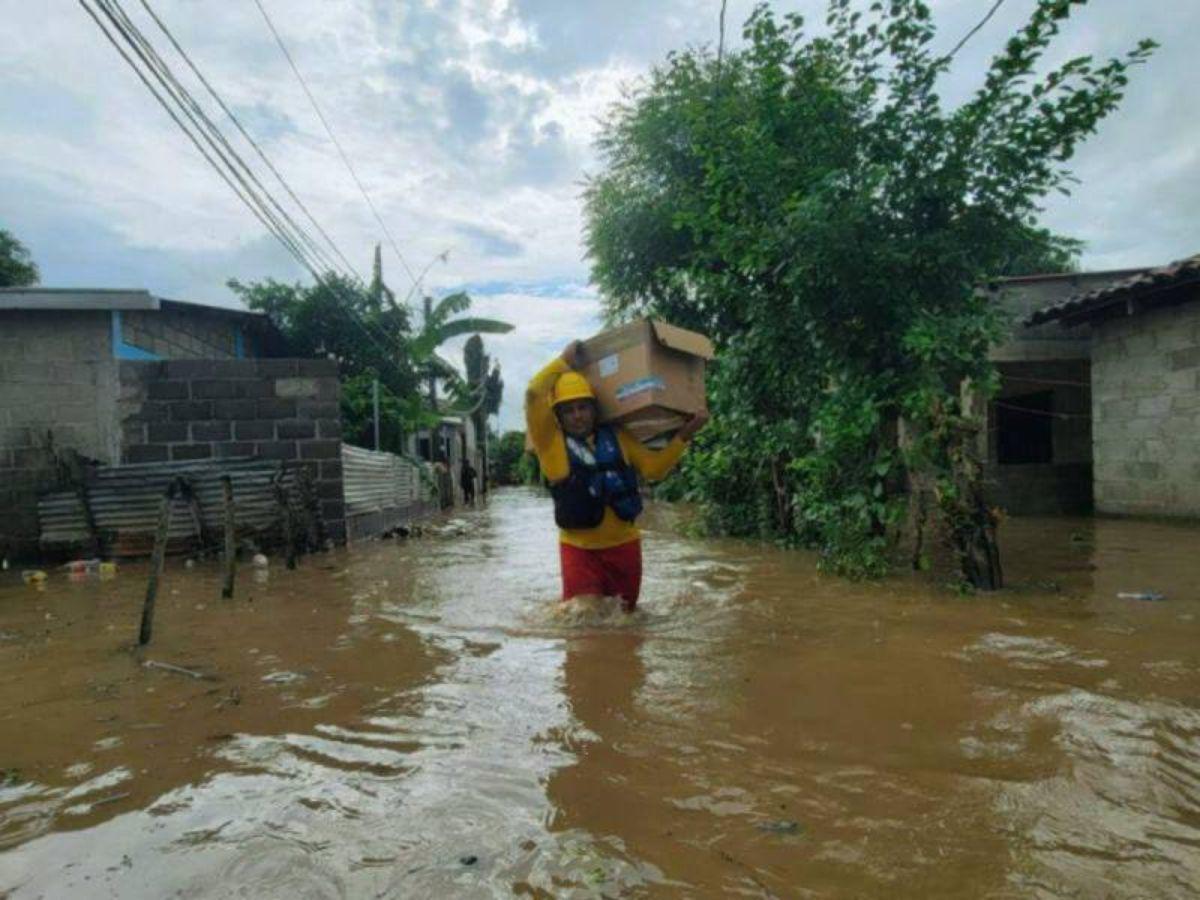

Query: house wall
left=987, top=271, right=1142, bottom=364
left=118, top=358, right=347, bottom=541
left=122, top=307, right=245, bottom=359
left=0, top=311, right=120, bottom=559
left=1091, top=295, right=1200, bottom=517
left=984, top=360, right=1093, bottom=515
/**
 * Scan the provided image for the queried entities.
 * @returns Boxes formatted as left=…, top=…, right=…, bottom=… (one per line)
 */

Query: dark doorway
left=997, top=390, right=1054, bottom=464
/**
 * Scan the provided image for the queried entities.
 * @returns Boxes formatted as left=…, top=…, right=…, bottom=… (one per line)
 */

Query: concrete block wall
left=984, top=359, right=1093, bottom=514
left=0, top=311, right=119, bottom=559
left=1091, top=296, right=1200, bottom=517
left=122, top=307, right=241, bottom=359
left=119, top=358, right=347, bottom=541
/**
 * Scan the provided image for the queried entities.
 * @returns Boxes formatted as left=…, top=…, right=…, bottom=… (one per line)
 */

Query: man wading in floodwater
left=526, top=341, right=709, bottom=612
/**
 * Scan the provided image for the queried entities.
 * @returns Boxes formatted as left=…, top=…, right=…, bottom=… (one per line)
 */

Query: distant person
left=461, top=458, right=477, bottom=505
left=525, top=341, right=709, bottom=612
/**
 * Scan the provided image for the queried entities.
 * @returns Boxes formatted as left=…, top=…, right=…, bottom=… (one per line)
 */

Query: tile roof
left=1026, top=253, right=1200, bottom=326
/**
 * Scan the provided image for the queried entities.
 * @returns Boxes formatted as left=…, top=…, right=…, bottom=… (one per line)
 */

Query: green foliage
left=0, top=229, right=39, bottom=287
left=229, top=275, right=512, bottom=452
left=584, top=0, right=1153, bottom=578
left=490, top=430, right=533, bottom=486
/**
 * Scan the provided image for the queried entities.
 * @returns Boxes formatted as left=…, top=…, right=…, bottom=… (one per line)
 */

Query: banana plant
left=415, top=292, right=512, bottom=413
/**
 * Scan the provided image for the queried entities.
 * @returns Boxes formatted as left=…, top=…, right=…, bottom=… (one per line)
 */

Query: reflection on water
left=0, top=489, right=1198, bottom=897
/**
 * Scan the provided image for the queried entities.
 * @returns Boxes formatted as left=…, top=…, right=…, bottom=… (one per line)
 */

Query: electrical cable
left=96, top=0, right=338, bottom=278
left=80, top=0, right=420, bottom=389
left=135, top=0, right=365, bottom=282
left=251, top=0, right=419, bottom=288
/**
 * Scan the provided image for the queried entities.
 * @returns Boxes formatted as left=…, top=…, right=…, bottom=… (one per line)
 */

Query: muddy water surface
left=1, top=489, right=1199, bottom=898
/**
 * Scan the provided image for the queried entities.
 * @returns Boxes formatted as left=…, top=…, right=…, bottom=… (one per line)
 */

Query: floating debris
left=756, top=820, right=802, bottom=835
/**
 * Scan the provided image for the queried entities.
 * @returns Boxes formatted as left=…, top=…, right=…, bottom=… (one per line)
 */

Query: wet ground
left=1, top=488, right=1199, bottom=898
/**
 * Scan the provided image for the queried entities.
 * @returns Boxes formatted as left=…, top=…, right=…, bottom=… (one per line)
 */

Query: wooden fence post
left=221, top=475, right=236, bottom=599
left=139, top=478, right=182, bottom=646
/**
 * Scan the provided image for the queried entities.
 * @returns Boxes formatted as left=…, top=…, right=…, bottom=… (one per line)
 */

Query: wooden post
left=139, top=478, right=180, bottom=646
left=272, top=471, right=297, bottom=570
left=295, top=466, right=323, bottom=551
left=221, top=475, right=236, bottom=599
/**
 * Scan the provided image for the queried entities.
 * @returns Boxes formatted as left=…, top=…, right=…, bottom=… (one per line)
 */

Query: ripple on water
left=997, top=689, right=1200, bottom=898
left=958, top=632, right=1110, bottom=670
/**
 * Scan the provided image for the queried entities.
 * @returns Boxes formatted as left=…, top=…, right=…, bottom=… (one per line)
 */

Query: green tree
left=228, top=274, right=424, bottom=451
left=464, top=334, right=505, bottom=489
left=0, top=229, right=39, bottom=287
left=584, top=0, right=1153, bottom=586
left=490, top=430, right=531, bottom=486
left=416, top=292, right=512, bottom=415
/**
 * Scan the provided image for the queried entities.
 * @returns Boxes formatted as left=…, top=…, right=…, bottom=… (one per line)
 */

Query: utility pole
left=373, top=378, right=381, bottom=450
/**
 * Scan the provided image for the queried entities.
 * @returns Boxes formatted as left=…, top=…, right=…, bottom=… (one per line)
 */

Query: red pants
left=559, top=540, right=643, bottom=611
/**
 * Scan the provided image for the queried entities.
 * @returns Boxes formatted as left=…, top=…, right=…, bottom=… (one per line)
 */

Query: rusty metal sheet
left=38, top=457, right=302, bottom=556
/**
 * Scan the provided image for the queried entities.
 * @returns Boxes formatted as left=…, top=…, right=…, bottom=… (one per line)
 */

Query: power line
left=101, top=0, right=411, bottom=363
left=96, top=0, right=339, bottom=277
left=79, top=0, right=412, bottom=385
left=251, top=0, right=419, bottom=289
left=134, top=0, right=365, bottom=282
left=79, top=0, right=320, bottom=278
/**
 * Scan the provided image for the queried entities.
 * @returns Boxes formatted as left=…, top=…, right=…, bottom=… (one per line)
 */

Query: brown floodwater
left=1, top=488, right=1198, bottom=898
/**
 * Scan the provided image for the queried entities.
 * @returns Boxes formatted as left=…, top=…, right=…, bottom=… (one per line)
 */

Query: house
left=980, top=269, right=1147, bottom=514
left=410, top=412, right=481, bottom=508
left=0, top=288, right=346, bottom=559
left=1026, top=254, right=1200, bottom=518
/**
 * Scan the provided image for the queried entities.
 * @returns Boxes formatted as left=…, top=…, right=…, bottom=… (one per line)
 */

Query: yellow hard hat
left=552, top=371, right=596, bottom=407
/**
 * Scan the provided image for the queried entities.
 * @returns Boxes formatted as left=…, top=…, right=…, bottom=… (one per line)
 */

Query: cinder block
left=235, top=380, right=275, bottom=400
left=320, top=461, right=342, bottom=481
left=214, top=441, right=255, bottom=458
left=1122, top=461, right=1161, bottom=480
left=119, top=360, right=164, bottom=384
left=255, top=441, right=297, bottom=460
left=192, top=421, right=232, bottom=441
left=296, top=401, right=339, bottom=420
left=257, top=399, right=297, bottom=419
left=275, top=377, right=320, bottom=400
left=171, top=443, right=213, bottom=461
left=256, top=359, right=298, bottom=378
left=211, top=399, right=257, bottom=420
left=317, top=419, right=342, bottom=439
left=134, top=401, right=170, bottom=422
left=191, top=379, right=239, bottom=400
left=126, top=444, right=168, bottom=464
left=211, top=360, right=259, bottom=379
left=1136, top=396, right=1172, bottom=418
left=320, top=499, right=345, bottom=521
left=169, top=401, right=214, bottom=421
left=148, top=380, right=190, bottom=401
left=165, top=360, right=215, bottom=379
left=235, top=420, right=274, bottom=441
left=148, top=422, right=188, bottom=443
left=122, top=422, right=147, bottom=446
left=276, top=419, right=315, bottom=439
left=1172, top=393, right=1200, bottom=414
left=300, top=440, right=341, bottom=460
left=1170, top=346, right=1200, bottom=372
left=297, top=358, right=338, bottom=378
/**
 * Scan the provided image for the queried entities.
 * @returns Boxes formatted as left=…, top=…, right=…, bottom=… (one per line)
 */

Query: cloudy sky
left=2, top=0, right=1195, bottom=430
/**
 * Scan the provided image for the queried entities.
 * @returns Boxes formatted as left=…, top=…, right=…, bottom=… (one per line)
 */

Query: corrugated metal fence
left=38, top=457, right=304, bottom=557
left=341, top=444, right=434, bottom=540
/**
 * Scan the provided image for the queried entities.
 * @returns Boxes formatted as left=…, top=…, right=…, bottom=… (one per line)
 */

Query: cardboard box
left=580, top=318, right=713, bottom=443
